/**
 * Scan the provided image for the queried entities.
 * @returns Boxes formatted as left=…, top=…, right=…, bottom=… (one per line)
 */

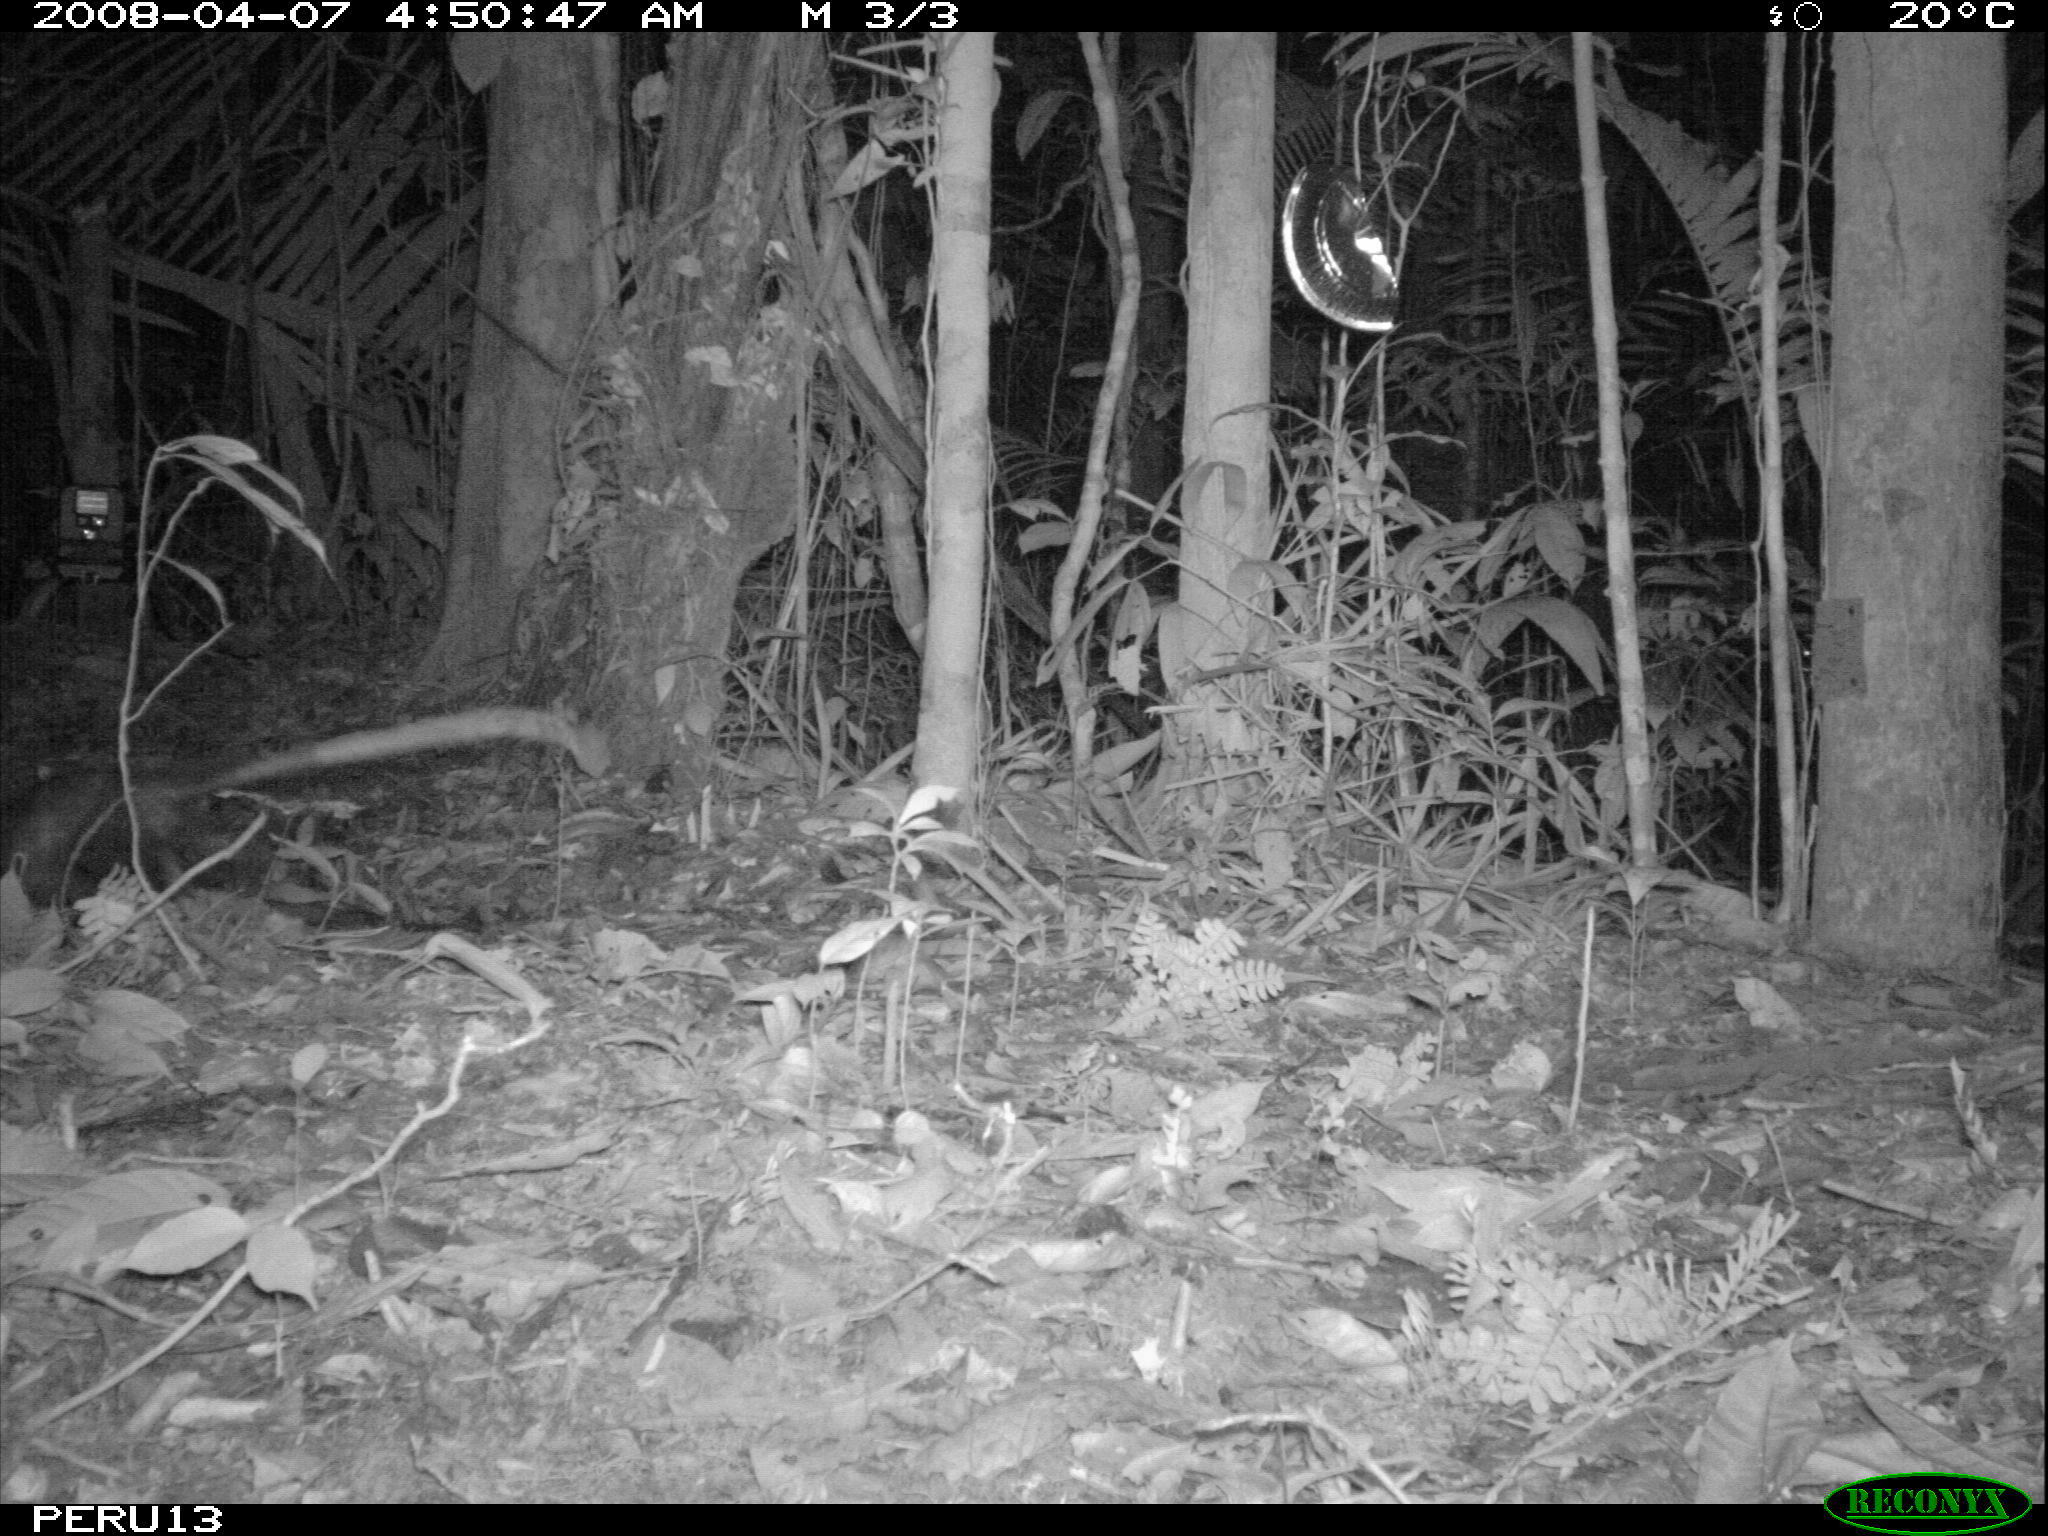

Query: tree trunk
left=1811, top=35, right=2005, bottom=976
left=1160, top=33, right=1275, bottom=806
left=63, top=205, right=123, bottom=494
left=914, top=33, right=997, bottom=802
left=423, top=37, right=608, bottom=688
left=587, top=35, right=816, bottom=791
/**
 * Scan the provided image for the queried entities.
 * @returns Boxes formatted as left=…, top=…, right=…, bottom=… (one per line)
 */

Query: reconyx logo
left=1824, top=1474, right=2032, bottom=1534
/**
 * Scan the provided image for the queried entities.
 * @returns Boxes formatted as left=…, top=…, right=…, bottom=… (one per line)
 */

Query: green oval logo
left=1824, top=1474, right=2033, bottom=1534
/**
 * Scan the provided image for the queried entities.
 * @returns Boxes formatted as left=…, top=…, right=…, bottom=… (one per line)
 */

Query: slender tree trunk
left=1572, top=33, right=1659, bottom=870
left=1160, top=33, right=1275, bottom=806
left=63, top=205, right=122, bottom=495
left=914, top=33, right=997, bottom=802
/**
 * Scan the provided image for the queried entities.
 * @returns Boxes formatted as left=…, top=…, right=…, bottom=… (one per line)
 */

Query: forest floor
left=2, top=626, right=2040, bottom=1505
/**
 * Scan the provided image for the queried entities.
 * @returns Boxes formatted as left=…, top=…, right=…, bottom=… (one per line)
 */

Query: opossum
left=1, top=708, right=610, bottom=908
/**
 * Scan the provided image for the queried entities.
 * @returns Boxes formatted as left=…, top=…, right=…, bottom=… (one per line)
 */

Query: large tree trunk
left=423, top=37, right=608, bottom=687
left=1811, top=35, right=2005, bottom=976
left=587, top=35, right=817, bottom=789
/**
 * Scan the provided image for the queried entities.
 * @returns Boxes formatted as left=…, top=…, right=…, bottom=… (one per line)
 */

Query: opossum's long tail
left=1, top=708, right=609, bottom=908
left=209, top=708, right=610, bottom=789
